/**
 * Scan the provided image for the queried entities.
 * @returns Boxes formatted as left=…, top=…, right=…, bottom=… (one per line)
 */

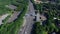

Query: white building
left=36, top=13, right=46, bottom=21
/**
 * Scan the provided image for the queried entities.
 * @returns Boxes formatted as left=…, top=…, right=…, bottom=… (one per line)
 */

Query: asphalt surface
left=18, top=0, right=35, bottom=34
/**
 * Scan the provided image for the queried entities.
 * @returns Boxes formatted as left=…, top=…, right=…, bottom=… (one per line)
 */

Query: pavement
left=18, top=0, right=35, bottom=34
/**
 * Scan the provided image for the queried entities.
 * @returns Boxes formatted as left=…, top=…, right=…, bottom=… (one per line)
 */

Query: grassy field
left=0, top=0, right=29, bottom=15
left=0, top=0, right=17, bottom=15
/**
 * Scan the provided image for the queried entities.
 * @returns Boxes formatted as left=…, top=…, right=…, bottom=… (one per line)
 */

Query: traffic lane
left=24, top=16, right=34, bottom=34
left=18, top=16, right=30, bottom=34
left=18, top=0, right=35, bottom=34
left=25, top=22, right=34, bottom=34
left=18, top=15, right=34, bottom=34
left=28, top=0, right=35, bottom=16
left=18, top=16, right=34, bottom=34
left=23, top=1, right=35, bottom=34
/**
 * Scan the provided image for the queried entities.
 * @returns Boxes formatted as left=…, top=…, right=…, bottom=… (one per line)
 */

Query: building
left=36, top=12, right=47, bottom=25
left=34, top=0, right=42, bottom=4
left=34, top=0, right=49, bottom=4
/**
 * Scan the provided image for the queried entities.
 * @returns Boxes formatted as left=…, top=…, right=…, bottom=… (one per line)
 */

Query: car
left=25, top=14, right=30, bottom=17
left=25, top=32, right=27, bottom=34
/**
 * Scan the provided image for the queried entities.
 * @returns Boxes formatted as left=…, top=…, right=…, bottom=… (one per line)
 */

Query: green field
left=0, top=0, right=17, bottom=15
left=0, top=0, right=29, bottom=15
left=0, top=6, right=28, bottom=34
left=0, top=0, right=10, bottom=15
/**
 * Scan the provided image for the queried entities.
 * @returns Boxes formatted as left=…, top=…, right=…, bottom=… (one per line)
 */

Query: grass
left=0, top=0, right=17, bottom=15
left=0, top=0, right=10, bottom=15
left=0, top=6, right=28, bottom=34
left=0, top=0, right=28, bottom=34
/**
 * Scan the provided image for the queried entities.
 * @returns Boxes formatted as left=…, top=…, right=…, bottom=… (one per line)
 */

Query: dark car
left=33, top=16, right=36, bottom=21
left=54, top=19, right=60, bottom=28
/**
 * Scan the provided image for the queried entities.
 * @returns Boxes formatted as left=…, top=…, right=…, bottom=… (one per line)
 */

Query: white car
left=25, top=32, right=27, bottom=34
left=25, top=14, right=30, bottom=16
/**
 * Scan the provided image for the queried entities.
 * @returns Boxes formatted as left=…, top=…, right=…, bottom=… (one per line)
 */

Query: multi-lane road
left=18, top=0, right=35, bottom=34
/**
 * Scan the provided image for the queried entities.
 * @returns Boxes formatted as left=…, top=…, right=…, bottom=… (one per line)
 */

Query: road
left=18, top=0, right=35, bottom=34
